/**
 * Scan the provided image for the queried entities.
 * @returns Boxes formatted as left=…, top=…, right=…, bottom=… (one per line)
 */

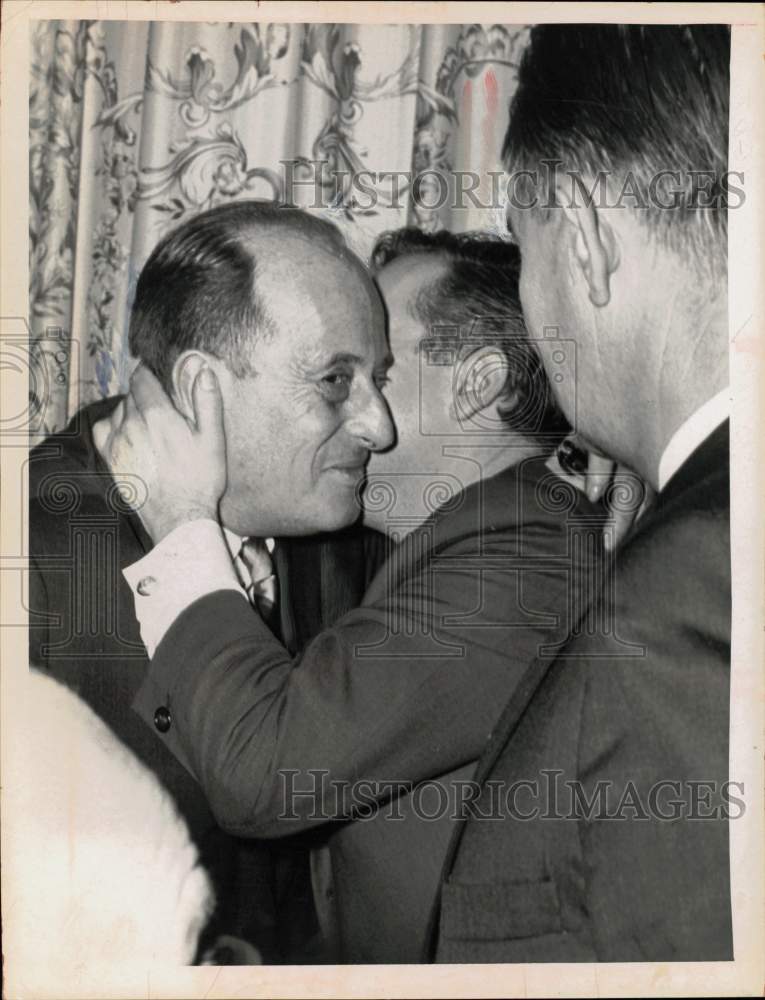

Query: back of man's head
left=128, top=201, right=347, bottom=391
left=4, top=670, right=215, bottom=990
left=503, top=25, right=730, bottom=279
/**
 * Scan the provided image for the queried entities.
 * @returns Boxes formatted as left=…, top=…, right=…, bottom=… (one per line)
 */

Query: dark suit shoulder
left=562, top=443, right=731, bottom=777
left=617, top=500, right=729, bottom=603
left=29, top=396, right=123, bottom=497
left=611, top=438, right=730, bottom=640
left=430, top=454, right=606, bottom=557
left=28, top=396, right=149, bottom=561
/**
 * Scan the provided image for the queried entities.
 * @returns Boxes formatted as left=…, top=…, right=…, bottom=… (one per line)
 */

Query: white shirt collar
left=222, top=528, right=275, bottom=556
left=657, top=387, right=730, bottom=492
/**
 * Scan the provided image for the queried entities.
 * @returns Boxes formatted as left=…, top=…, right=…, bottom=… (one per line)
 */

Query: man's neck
left=616, top=288, right=728, bottom=489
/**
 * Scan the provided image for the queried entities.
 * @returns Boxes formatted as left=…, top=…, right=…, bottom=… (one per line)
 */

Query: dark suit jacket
left=134, top=453, right=606, bottom=962
left=28, top=396, right=369, bottom=962
left=432, top=422, right=732, bottom=963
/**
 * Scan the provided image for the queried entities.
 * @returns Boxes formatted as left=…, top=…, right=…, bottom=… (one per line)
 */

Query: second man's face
left=363, top=256, right=464, bottom=535
left=212, top=243, right=394, bottom=538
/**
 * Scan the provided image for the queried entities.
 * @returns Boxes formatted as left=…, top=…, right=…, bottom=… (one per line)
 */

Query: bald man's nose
left=347, top=385, right=394, bottom=452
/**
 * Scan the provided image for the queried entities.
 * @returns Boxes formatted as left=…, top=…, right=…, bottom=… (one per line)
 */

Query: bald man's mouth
left=324, top=457, right=368, bottom=483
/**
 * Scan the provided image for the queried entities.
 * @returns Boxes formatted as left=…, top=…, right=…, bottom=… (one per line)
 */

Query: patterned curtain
left=29, top=20, right=528, bottom=440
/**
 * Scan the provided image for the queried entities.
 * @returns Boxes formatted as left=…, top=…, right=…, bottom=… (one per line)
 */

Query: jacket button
left=154, top=706, right=172, bottom=733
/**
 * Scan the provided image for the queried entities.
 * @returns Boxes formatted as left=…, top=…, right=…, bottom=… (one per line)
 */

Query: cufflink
left=137, top=575, right=157, bottom=596
left=153, top=705, right=172, bottom=733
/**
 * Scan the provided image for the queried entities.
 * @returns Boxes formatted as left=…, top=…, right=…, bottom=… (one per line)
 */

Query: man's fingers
left=129, top=363, right=166, bottom=415
left=604, top=506, right=631, bottom=552
left=192, top=367, right=224, bottom=442
left=585, top=450, right=617, bottom=503
left=91, top=415, right=113, bottom=458
left=110, top=398, right=127, bottom=429
left=602, top=468, right=651, bottom=552
left=92, top=400, right=126, bottom=459
left=637, top=483, right=657, bottom=522
left=123, top=389, right=141, bottom=425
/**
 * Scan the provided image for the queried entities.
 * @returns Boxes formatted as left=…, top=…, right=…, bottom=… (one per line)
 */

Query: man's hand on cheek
left=93, top=365, right=227, bottom=543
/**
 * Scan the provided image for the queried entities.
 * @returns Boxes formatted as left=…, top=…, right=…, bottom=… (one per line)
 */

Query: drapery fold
left=29, top=20, right=528, bottom=437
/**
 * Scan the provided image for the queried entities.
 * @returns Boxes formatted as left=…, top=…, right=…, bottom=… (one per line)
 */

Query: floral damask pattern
left=29, top=21, right=91, bottom=434
left=411, top=24, right=529, bottom=230
left=29, top=20, right=527, bottom=436
left=29, top=22, right=87, bottom=323
left=138, top=123, right=285, bottom=220
left=294, top=24, right=439, bottom=217
left=150, top=25, right=291, bottom=127
left=96, top=26, right=291, bottom=135
left=85, top=23, right=141, bottom=400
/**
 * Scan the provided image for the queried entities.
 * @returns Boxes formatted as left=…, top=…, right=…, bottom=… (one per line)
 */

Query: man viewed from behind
left=431, top=24, right=732, bottom=962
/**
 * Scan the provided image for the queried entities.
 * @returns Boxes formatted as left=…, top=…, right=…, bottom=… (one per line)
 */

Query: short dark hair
left=128, top=200, right=347, bottom=390
left=503, top=25, right=730, bottom=273
left=371, top=227, right=569, bottom=441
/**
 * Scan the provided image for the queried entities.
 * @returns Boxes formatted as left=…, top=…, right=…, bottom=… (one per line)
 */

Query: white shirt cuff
left=123, top=519, right=247, bottom=657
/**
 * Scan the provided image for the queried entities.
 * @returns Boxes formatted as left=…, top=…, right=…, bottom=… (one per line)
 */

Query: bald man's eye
left=321, top=371, right=351, bottom=402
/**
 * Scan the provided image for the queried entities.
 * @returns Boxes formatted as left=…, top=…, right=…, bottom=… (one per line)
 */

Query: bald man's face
left=210, top=241, right=394, bottom=537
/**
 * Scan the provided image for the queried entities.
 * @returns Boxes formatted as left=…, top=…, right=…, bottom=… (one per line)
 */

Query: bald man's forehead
left=243, top=227, right=365, bottom=283
left=255, top=233, right=377, bottom=322
left=248, top=238, right=379, bottom=348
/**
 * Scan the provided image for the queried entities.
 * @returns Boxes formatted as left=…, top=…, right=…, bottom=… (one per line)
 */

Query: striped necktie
left=238, top=538, right=279, bottom=633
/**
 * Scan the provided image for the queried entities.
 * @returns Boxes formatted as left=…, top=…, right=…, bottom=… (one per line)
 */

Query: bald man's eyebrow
left=322, top=351, right=394, bottom=370
left=321, top=352, right=363, bottom=367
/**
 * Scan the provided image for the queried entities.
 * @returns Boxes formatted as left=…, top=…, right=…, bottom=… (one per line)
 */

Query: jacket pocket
left=439, top=877, right=562, bottom=942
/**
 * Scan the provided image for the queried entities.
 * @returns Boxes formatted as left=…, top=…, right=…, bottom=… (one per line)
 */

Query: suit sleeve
left=134, top=507, right=600, bottom=838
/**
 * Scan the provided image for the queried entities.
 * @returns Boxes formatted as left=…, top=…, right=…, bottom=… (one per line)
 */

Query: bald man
left=28, top=201, right=393, bottom=962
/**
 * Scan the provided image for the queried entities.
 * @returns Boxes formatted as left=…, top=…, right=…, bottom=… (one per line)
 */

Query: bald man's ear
left=170, top=352, right=211, bottom=426
left=557, top=178, right=620, bottom=307
left=454, top=347, right=512, bottom=423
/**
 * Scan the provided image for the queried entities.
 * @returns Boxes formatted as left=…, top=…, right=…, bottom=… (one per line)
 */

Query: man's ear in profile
left=556, top=177, right=620, bottom=307
left=171, top=351, right=215, bottom=427
left=453, top=346, right=513, bottom=427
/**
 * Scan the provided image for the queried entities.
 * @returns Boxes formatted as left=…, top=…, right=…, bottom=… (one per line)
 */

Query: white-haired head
left=3, top=670, right=215, bottom=996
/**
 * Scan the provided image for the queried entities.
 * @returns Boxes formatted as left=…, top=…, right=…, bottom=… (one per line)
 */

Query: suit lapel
left=271, top=543, right=297, bottom=654
left=318, top=530, right=367, bottom=628
left=274, top=527, right=371, bottom=655
left=421, top=649, right=561, bottom=961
